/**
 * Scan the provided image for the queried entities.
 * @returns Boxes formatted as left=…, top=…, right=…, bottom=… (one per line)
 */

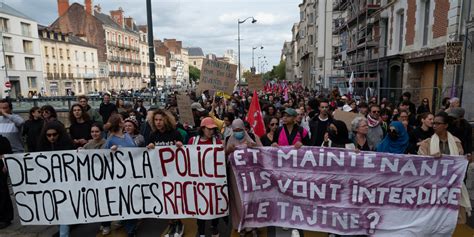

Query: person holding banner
left=351, top=117, right=371, bottom=151
left=83, top=123, right=106, bottom=149
left=0, top=135, right=13, bottom=229
left=103, top=114, right=138, bottom=236
left=272, top=108, right=310, bottom=149
left=188, top=117, right=223, bottom=237
left=225, top=118, right=262, bottom=236
left=418, top=112, right=470, bottom=224
left=375, top=121, right=409, bottom=154
left=37, top=121, right=74, bottom=237
left=145, top=109, right=184, bottom=237
left=322, top=120, right=355, bottom=149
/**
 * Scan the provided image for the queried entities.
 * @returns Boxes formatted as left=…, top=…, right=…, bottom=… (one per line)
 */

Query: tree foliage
left=189, top=66, right=201, bottom=83
left=262, top=60, right=286, bottom=81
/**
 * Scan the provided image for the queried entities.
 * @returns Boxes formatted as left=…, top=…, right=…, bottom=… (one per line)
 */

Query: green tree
left=243, top=70, right=253, bottom=81
left=274, top=60, right=286, bottom=80
left=189, top=66, right=201, bottom=83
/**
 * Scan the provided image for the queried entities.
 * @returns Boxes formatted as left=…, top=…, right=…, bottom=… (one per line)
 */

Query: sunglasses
left=46, top=132, right=58, bottom=137
left=270, top=123, right=278, bottom=126
left=371, top=110, right=380, bottom=114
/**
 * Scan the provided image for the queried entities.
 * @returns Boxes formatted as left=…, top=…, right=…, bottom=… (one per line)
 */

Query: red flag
left=246, top=90, right=266, bottom=137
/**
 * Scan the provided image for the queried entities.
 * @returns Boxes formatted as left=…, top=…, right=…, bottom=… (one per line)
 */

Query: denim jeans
left=59, top=225, right=70, bottom=237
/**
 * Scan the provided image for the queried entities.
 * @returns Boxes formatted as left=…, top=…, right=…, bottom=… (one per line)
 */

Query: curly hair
left=69, top=104, right=91, bottom=124
left=150, top=109, right=176, bottom=132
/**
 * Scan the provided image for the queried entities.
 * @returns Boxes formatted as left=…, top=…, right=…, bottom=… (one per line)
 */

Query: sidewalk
left=0, top=187, right=58, bottom=237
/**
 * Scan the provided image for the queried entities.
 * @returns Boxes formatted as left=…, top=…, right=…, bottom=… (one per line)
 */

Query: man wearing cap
left=448, top=107, right=472, bottom=159
left=272, top=108, right=310, bottom=149
left=191, top=102, right=206, bottom=128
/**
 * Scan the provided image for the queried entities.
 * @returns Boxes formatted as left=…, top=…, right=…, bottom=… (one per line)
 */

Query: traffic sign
left=4, top=81, right=11, bottom=88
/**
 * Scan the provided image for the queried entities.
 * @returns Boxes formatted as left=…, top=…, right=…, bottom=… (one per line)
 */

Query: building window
left=66, top=49, right=70, bottom=60
left=52, top=47, right=56, bottom=58
left=60, top=64, right=65, bottom=74
left=83, top=52, right=87, bottom=62
left=44, top=46, right=48, bottom=57
left=85, top=65, right=88, bottom=74
left=25, top=57, right=35, bottom=70
left=422, top=0, right=430, bottom=46
left=23, top=40, right=33, bottom=54
left=46, top=63, right=50, bottom=73
left=5, top=55, right=14, bottom=69
left=75, top=51, right=79, bottom=61
left=59, top=48, right=64, bottom=59
left=91, top=52, right=94, bottom=62
left=53, top=63, right=57, bottom=73
left=0, top=17, right=9, bottom=32
left=27, top=77, right=37, bottom=88
left=3, top=37, right=12, bottom=52
left=21, top=22, right=31, bottom=36
left=68, top=64, right=71, bottom=74
left=398, top=11, right=404, bottom=52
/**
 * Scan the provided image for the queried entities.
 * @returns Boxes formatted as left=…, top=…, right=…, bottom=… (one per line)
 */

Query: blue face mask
left=234, top=131, right=245, bottom=140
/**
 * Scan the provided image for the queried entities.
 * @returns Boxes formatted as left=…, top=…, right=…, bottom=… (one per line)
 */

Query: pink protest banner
left=229, top=147, right=467, bottom=236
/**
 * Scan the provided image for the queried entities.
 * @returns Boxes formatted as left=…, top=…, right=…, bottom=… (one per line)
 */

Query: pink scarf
left=367, top=114, right=380, bottom=128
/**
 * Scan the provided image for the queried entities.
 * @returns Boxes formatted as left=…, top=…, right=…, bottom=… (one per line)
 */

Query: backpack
left=192, top=135, right=217, bottom=145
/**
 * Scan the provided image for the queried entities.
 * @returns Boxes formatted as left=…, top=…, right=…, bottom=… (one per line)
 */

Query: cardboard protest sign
left=333, top=109, right=362, bottom=131
left=230, top=147, right=467, bottom=236
left=4, top=146, right=228, bottom=225
left=198, top=59, right=237, bottom=95
left=247, top=74, right=264, bottom=92
left=176, top=94, right=195, bottom=126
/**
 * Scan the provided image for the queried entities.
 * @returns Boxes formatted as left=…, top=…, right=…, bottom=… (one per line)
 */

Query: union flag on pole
left=246, top=90, right=266, bottom=137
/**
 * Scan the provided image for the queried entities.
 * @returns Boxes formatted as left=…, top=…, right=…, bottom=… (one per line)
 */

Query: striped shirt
left=0, top=114, right=25, bottom=153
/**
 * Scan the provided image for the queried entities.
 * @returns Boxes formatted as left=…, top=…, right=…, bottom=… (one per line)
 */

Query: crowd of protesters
left=0, top=82, right=472, bottom=237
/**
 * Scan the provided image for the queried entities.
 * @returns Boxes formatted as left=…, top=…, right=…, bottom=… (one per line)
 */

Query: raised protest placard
left=247, top=74, right=264, bottom=92
left=4, top=145, right=228, bottom=225
left=333, top=110, right=362, bottom=132
left=176, top=94, right=195, bottom=126
left=230, top=147, right=467, bottom=236
left=198, top=59, right=237, bottom=95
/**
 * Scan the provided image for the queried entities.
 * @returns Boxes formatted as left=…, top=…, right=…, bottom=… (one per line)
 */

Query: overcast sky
left=5, top=0, right=299, bottom=71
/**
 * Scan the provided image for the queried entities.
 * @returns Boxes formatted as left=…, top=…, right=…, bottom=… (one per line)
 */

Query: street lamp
left=251, top=45, right=263, bottom=74
left=238, top=17, right=257, bottom=89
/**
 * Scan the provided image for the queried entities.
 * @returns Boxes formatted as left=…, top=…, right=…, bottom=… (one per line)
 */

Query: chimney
left=110, top=8, right=124, bottom=28
left=57, top=0, right=69, bottom=17
left=94, top=4, right=101, bottom=13
left=124, top=17, right=134, bottom=29
left=85, top=0, right=92, bottom=15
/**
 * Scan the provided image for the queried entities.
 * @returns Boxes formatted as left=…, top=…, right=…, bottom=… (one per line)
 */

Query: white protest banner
left=230, top=147, right=467, bottom=236
left=176, top=94, right=195, bottom=126
left=4, top=146, right=228, bottom=225
left=198, top=59, right=237, bottom=95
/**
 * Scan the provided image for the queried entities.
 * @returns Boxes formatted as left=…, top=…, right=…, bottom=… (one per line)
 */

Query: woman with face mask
left=225, top=119, right=262, bottom=236
left=375, top=121, right=409, bottom=154
left=225, top=119, right=262, bottom=155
